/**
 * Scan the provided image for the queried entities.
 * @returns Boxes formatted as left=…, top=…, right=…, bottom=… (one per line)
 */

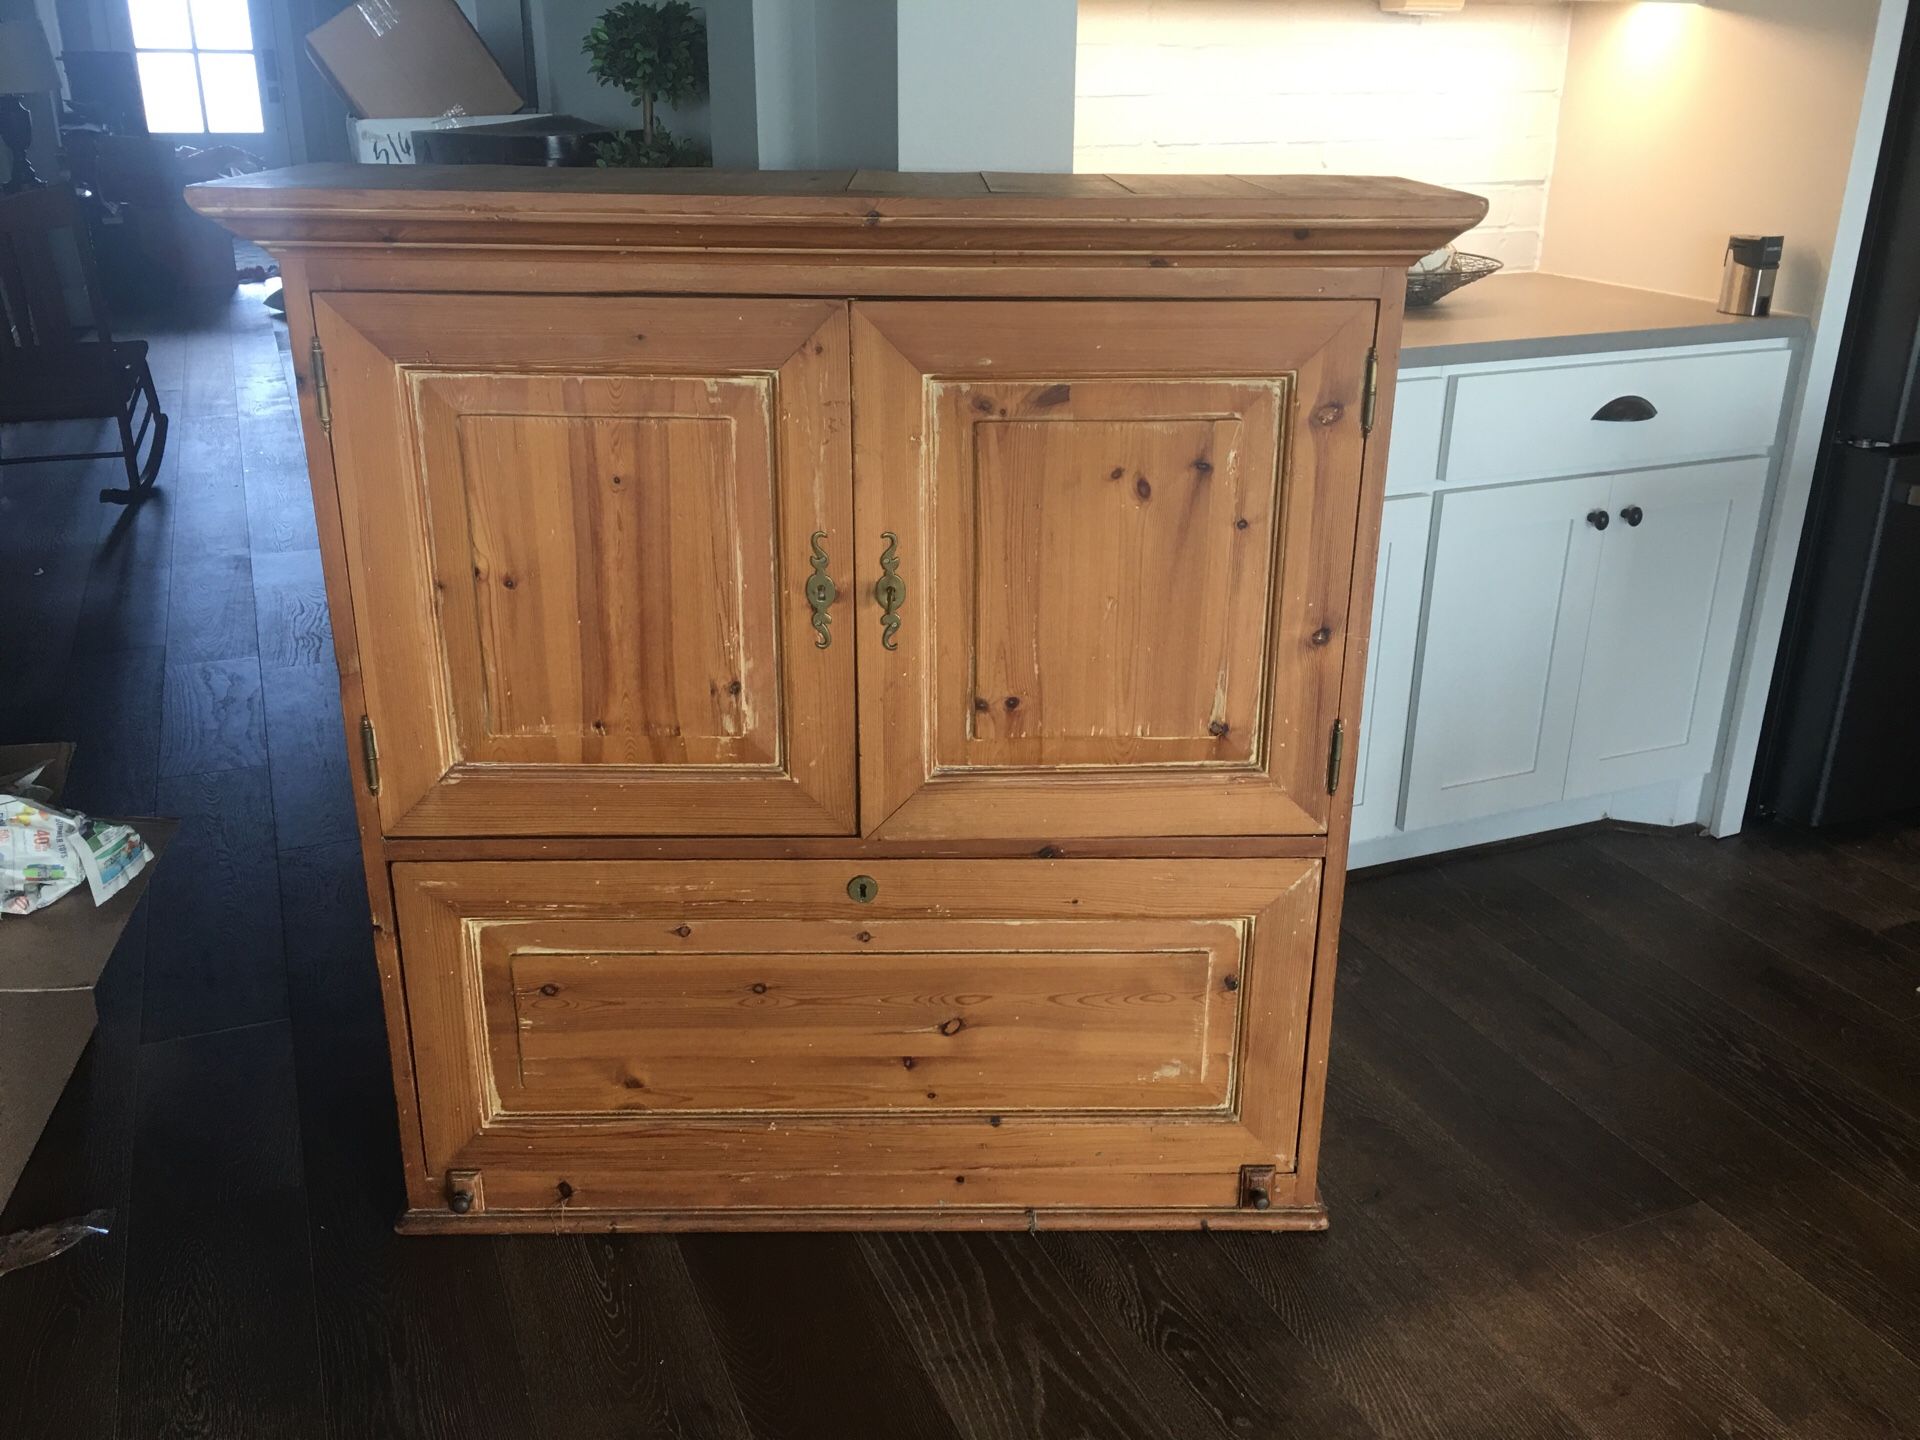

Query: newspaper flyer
left=1, top=795, right=153, bottom=916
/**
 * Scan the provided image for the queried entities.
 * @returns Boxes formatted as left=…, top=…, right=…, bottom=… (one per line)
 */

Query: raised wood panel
left=483, top=918, right=1240, bottom=1114
left=392, top=858, right=1322, bottom=1216
left=854, top=299, right=1376, bottom=840
left=418, top=375, right=777, bottom=766
left=959, top=390, right=1274, bottom=769
left=313, top=294, right=856, bottom=836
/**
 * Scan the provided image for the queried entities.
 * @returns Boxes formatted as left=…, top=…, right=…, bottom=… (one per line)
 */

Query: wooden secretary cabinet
left=190, top=167, right=1482, bottom=1231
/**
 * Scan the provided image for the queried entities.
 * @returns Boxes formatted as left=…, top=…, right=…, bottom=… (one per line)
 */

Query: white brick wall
left=1076, top=0, right=1572, bottom=270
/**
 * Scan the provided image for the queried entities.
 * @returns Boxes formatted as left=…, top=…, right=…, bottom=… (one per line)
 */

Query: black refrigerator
left=1756, top=10, right=1920, bottom=827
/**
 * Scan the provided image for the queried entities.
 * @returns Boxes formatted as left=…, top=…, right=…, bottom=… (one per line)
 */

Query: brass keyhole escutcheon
left=847, top=875, right=879, bottom=904
left=873, top=532, right=906, bottom=651
left=805, top=531, right=837, bottom=649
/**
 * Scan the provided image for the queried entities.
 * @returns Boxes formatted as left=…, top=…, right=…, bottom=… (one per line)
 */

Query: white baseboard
left=1350, top=777, right=1706, bottom=871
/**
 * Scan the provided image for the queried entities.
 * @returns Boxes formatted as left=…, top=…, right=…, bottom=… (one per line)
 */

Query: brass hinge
left=358, top=714, right=380, bottom=795
left=1361, top=348, right=1380, bottom=436
left=1327, top=717, right=1345, bottom=795
left=309, top=334, right=332, bottom=434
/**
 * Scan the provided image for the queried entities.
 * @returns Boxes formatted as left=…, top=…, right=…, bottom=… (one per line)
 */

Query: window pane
left=188, top=0, right=252, bottom=50
left=135, top=50, right=204, bottom=133
left=198, top=51, right=263, bottom=133
left=128, top=0, right=193, bottom=49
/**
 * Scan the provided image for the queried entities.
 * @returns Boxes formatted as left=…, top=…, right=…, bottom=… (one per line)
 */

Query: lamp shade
left=0, top=19, right=60, bottom=95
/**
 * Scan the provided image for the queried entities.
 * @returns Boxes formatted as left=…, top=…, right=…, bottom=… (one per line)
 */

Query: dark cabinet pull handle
left=1593, top=395, right=1659, bottom=423
left=1620, top=505, right=1644, bottom=527
left=1587, top=509, right=1611, bottom=531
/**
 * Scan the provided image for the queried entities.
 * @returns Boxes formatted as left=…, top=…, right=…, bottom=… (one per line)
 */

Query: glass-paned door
left=126, top=0, right=288, bottom=162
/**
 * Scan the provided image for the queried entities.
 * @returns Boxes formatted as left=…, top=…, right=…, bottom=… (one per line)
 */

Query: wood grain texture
left=390, top=858, right=1320, bottom=1216
left=187, top=165, right=1488, bottom=265
left=1345, top=861, right=1920, bottom=1369
left=679, top=1234, right=962, bottom=1439
left=185, top=179, right=1473, bottom=1231
left=1321, top=1041, right=1788, bottom=1439
left=1028, top=1230, right=1384, bottom=1438
left=251, top=547, right=331, bottom=669
left=158, top=655, right=266, bottom=778
left=497, top=1235, right=752, bottom=1440
left=1581, top=1203, right=1920, bottom=1440
left=854, top=299, right=1373, bottom=840
left=315, top=293, right=856, bottom=837
left=143, top=764, right=288, bottom=1042
left=494, top=920, right=1241, bottom=1115
left=262, top=663, right=357, bottom=853
left=117, top=1024, right=326, bottom=1439
left=860, top=1230, right=1243, bottom=1440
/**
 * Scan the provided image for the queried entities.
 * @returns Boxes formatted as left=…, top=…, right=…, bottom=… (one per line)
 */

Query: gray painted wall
left=895, top=0, right=1075, bottom=171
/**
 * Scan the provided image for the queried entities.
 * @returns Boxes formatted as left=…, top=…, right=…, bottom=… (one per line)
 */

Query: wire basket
left=1406, top=252, right=1503, bottom=309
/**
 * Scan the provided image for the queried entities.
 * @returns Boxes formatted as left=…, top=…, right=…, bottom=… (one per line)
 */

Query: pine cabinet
left=189, top=166, right=1484, bottom=1231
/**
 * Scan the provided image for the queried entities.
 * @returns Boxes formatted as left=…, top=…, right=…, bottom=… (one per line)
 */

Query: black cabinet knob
left=448, top=1189, right=474, bottom=1214
left=1587, top=509, right=1611, bottom=531
left=1621, top=505, right=1644, bottom=527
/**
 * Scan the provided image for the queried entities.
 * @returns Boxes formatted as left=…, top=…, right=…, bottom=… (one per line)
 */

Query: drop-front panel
left=186, top=166, right=1486, bottom=1231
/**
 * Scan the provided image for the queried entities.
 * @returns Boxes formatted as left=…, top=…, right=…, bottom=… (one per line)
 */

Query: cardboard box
left=306, top=0, right=523, bottom=121
left=0, top=744, right=173, bottom=1213
left=350, top=111, right=547, bottom=164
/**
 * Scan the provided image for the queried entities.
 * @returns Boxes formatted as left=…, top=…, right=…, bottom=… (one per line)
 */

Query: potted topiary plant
left=582, top=0, right=710, bottom=167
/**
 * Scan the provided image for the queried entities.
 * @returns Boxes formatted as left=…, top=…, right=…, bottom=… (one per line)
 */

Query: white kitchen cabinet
left=1444, top=347, right=1793, bottom=486
left=1351, top=494, right=1432, bottom=843
left=1402, top=474, right=1611, bottom=829
left=1565, top=458, right=1768, bottom=798
left=1355, top=337, right=1792, bottom=867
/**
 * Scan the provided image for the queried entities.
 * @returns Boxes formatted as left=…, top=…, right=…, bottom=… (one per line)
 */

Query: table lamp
left=0, top=18, right=60, bottom=194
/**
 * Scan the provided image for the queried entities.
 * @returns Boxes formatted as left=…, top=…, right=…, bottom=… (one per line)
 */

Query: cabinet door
left=1403, top=475, right=1611, bottom=828
left=1350, top=495, right=1432, bottom=844
left=1566, top=458, right=1766, bottom=797
left=393, top=858, right=1324, bottom=1218
left=853, top=301, right=1376, bottom=839
left=313, top=294, right=855, bottom=837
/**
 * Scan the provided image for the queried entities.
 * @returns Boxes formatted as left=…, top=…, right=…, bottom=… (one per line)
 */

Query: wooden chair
left=0, top=185, right=167, bottom=503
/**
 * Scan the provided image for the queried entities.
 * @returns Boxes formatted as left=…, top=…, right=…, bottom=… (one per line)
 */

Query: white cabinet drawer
left=1443, top=346, right=1792, bottom=485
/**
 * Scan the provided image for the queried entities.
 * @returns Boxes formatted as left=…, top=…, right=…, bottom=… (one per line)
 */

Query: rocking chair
left=0, top=185, right=167, bottom=503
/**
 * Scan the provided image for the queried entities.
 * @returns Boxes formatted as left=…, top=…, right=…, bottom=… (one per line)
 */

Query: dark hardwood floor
left=3, top=288, right=1919, bottom=1439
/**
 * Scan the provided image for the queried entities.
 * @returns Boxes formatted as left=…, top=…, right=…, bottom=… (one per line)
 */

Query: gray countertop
left=1401, top=271, right=1807, bottom=370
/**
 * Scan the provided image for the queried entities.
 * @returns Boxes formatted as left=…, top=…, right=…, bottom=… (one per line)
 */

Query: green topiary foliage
left=582, top=0, right=710, bottom=166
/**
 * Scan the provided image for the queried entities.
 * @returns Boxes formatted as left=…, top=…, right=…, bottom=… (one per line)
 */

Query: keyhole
left=847, top=875, right=879, bottom=904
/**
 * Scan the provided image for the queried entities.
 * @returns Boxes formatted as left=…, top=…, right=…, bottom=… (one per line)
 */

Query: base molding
left=395, top=1199, right=1330, bottom=1235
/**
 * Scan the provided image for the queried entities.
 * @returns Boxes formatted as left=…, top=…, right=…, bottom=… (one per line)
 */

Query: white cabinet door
left=1566, top=458, right=1767, bottom=798
left=1403, top=474, right=1611, bottom=828
left=1350, top=495, right=1432, bottom=843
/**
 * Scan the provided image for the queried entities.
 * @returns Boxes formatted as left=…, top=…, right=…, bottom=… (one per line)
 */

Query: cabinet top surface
left=186, top=164, right=1487, bottom=263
